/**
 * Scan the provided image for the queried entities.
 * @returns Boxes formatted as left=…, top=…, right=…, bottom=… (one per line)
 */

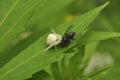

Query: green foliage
left=0, top=0, right=120, bottom=80
left=27, top=70, right=52, bottom=80
left=0, top=0, right=45, bottom=52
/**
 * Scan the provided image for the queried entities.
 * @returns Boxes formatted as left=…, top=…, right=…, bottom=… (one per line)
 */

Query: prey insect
left=45, top=25, right=75, bottom=52
left=60, top=25, right=75, bottom=47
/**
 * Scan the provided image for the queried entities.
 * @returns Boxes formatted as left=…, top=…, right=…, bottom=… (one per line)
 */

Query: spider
left=45, top=28, right=62, bottom=51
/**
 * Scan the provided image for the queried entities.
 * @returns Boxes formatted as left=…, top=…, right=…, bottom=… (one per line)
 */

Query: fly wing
left=64, top=25, right=74, bottom=35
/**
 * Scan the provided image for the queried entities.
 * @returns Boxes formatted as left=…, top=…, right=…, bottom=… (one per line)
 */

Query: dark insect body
left=60, top=32, right=75, bottom=47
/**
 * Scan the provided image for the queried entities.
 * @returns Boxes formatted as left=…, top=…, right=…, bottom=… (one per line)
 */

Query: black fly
left=60, top=25, right=75, bottom=47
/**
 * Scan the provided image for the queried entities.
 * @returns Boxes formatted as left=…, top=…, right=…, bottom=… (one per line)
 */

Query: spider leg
left=50, top=27, right=56, bottom=34
left=45, top=44, right=52, bottom=52
left=55, top=45, right=57, bottom=51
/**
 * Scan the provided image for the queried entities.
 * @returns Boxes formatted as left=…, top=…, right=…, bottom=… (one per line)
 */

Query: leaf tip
left=103, top=1, right=110, bottom=7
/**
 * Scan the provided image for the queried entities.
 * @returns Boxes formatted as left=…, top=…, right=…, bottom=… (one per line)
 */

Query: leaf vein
left=0, top=49, right=45, bottom=78
left=0, top=0, right=45, bottom=43
left=0, top=0, right=20, bottom=27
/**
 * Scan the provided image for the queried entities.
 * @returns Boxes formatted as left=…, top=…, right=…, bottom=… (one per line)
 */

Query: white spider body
left=45, top=28, right=62, bottom=51
left=47, top=33, right=62, bottom=47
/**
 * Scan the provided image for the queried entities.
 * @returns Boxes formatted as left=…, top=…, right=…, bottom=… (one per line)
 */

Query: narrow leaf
left=55, top=1, right=109, bottom=51
left=26, top=70, right=52, bottom=80
left=0, top=36, right=63, bottom=80
left=56, top=1, right=109, bottom=35
left=0, top=0, right=45, bottom=52
left=0, top=0, right=73, bottom=67
left=91, top=66, right=112, bottom=78
left=79, top=31, right=120, bottom=45
left=82, top=42, right=98, bottom=64
left=0, top=2, right=109, bottom=80
left=51, top=62, right=62, bottom=80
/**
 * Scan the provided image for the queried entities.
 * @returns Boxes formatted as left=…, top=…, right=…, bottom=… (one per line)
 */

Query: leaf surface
left=0, top=0, right=45, bottom=52
left=79, top=31, right=120, bottom=45
left=0, top=2, right=109, bottom=80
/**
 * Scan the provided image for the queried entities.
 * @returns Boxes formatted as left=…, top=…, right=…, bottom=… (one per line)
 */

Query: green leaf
left=0, top=2, right=109, bottom=80
left=0, top=0, right=45, bottom=52
left=91, top=66, right=112, bottom=79
left=55, top=1, right=109, bottom=51
left=26, top=70, right=52, bottom=80
left=0, top=0, right=16, bottom=21
left=56, top=1, right=109, bottom=35
left=29, top=0, right=73, bottom=31
left=79, top=31, right=120, bottom=45
left=51, top=62, right=62, bottom=80
left=66, top=47, right=84, bottom=80
left=100, top=62, right=120, bottom=80
left=0, top=36, right=63, bottom=80
left=0, top=0, right=73, bottom=67
left=31, top=0, right=73, bottom=21
left=82, top=42, right=98, bottom=64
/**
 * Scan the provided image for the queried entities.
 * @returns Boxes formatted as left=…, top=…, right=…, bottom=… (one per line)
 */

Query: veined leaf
left=0, top=35, right=63, bottom=80
left=79, top=31, right=120, bottom=45
left=56, top=1, right=109, bottom=35
left=56, top=1, right=109, bottom=52
left=28, top=0, right=73, bottom=31
left=0, top=0, right=45, bottom=52
left=0, top=0, right=73, bottom=68
left=82, top=42, right=98, bottom=64
left=0, top=0, right=17, bottom=22
left=31, top=0, right=73, bottom=21
left=91, top=66, right=112, bottom=79
left=51, top=62, right=63, bottom=80
left=0, top=2, right=109, bottom=80
left=26, top=70, right=52, bottom=80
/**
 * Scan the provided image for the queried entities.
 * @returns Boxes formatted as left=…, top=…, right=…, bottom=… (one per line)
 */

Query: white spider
left=45, top=28, right=62, bottom=51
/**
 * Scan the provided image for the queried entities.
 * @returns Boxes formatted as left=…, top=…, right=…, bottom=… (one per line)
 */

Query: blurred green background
left=33, top=0, right=120, bottom=79
left=0, top=0, right=120, bottom=80
left=68, top=0, right=120, bottom=80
